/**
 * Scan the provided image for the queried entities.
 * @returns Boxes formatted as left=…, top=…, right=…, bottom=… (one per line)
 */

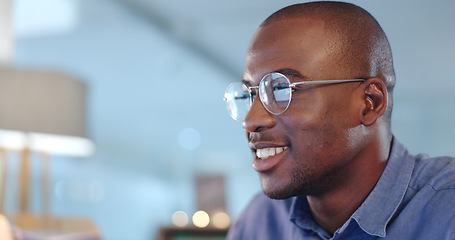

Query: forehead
left=244, top=18, right=333, bottom=82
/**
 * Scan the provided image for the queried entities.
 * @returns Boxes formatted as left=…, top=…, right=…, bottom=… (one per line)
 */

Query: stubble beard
left=263, top=168, right=320, bottom=199
left=263, top=161, right=343, bottom=199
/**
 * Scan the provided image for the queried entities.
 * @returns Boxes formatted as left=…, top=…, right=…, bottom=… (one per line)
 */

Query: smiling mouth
left=256, top=146, right=289, bottom=159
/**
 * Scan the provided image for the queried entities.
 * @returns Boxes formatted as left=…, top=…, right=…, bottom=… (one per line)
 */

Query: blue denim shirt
left=226, top=139, right=455, bottom=239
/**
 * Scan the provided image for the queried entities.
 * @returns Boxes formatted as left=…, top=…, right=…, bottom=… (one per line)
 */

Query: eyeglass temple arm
left=289, top=79, right=365, bottom=87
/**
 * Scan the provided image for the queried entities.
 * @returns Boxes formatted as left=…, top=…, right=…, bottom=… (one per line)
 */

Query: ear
left=360, top=78, right=387, bottom=126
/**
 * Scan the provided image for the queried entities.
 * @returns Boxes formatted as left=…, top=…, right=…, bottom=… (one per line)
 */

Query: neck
left=307, top=135, right=391, bottom=235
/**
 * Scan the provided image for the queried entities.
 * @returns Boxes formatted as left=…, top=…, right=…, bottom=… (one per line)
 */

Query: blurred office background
left=0, top=0, right=454, bottom=239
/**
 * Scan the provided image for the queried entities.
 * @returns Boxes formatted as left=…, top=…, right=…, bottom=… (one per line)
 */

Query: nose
left=243, top=96, right=276, bottom=132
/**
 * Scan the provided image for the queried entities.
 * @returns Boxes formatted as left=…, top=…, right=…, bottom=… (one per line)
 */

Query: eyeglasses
left=224, top=72, right=365, bottom=121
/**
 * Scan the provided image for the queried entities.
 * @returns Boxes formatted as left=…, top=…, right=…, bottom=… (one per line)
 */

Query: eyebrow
left=242, top=68, right=306, bottom=85
left=274, top=68, right=306, bottom=79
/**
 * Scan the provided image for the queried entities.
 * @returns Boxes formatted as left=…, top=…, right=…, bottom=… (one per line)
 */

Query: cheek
left=289, top=87, right=339, bottom=118
left=310, top=88, right=358, bottom=131
left=290, top=127, right=341, bottom=158
left=282, top=93, right=321, bottom=127
left=283, top=99, right=353, bottom=157
left=282, top=87, right=359, bottom=148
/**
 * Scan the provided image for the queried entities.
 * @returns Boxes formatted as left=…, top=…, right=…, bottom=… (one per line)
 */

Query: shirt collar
left=350, top=137, right=415, bottom=237
left=290, top=196, right=332, bottom=239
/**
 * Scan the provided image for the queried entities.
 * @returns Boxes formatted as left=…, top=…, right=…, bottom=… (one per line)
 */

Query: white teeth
left=276, top=147, right=283, bottom=154
left=256, top=147, right=288, bottom=159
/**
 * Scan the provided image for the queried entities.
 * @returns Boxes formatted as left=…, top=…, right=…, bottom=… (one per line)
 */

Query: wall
left=6, top=0, right=455, bottom=239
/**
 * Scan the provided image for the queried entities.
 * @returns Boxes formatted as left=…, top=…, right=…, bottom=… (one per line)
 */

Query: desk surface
left=157, top=226, right=228, bottom=240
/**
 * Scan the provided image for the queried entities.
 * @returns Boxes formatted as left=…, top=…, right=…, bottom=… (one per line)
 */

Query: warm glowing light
left=192, top=211, right=210, bottom=228
left=172, top=211, right=189, bottom=227
left=0, top=130, right=94, bottom=156
left=28, top=133, right=94, bottom=156
left=0, top=129, right=26, bottom=150
left=212, top=211, right=231, bottom=229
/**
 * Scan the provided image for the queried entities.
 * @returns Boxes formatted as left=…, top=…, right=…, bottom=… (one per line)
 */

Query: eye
left=273, top=82, right=290, bottom=91
left=235, top=92, right=250, bottom=100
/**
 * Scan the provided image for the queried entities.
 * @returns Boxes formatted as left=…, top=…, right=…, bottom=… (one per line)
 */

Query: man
left=223, top=1, right=455, bottom=239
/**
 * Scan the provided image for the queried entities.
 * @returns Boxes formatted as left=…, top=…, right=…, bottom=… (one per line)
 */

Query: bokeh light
left=178, top=128, right=201, bottom=150
left=212, top=211, right=231, bottom=229
left=192, top=211, right=210, bottom=228
left=172, top=211, right=189, bottom=227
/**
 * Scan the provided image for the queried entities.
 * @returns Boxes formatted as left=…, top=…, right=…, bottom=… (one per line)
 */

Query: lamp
left=0, top=68, right=96, bottom=235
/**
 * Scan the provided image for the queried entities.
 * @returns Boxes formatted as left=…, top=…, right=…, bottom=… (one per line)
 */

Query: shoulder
left=389, top=138, right=455, bottom=191
left=410, top=154, right=455, bottom=191
left=226, top=193, right=295, bottom=240
left=393, top=155, right=455, bottom=237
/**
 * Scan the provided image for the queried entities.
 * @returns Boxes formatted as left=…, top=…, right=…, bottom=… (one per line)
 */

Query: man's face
left=243, top=18, right=365, bottom=199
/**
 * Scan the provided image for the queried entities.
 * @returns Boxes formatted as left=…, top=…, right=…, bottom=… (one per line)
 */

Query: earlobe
left=360, top=78, right=387, bottom=126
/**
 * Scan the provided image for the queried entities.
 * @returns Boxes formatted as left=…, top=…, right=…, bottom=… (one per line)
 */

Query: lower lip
left=252, top=149, right=288, bottom=172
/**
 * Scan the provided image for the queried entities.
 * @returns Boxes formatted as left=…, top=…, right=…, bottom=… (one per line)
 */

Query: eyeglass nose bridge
left=245, top=85, right=261, bottom=109
left=243, top=85, right=278, bottom=122
left=247, top=85, right=259, bottom=97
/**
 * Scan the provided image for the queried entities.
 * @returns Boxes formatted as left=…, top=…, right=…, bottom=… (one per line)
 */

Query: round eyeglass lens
left=224, top=82, right=251, bottom=121
left=259, top=72, right=292, bottom=115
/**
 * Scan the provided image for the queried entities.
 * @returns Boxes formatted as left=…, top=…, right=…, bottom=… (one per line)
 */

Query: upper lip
left=249, top=141, right=289, bottom=151
left=247, top=132, right=290, bottom=151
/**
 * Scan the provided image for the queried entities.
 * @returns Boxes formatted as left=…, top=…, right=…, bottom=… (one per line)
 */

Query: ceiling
left=113, top=0, right=300, bottom=77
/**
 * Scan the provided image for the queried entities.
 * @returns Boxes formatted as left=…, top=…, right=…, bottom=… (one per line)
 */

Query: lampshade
left=0, top=67, right=94, bottom=156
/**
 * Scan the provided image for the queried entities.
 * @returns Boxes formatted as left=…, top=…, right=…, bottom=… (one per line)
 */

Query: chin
left=263, top=192, right=293, bottom=200
left=262, top=185, right=298, bottom=199
left=259, top=173, right=303, bottom=199
left=260, top=169, right=318, bottom=199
